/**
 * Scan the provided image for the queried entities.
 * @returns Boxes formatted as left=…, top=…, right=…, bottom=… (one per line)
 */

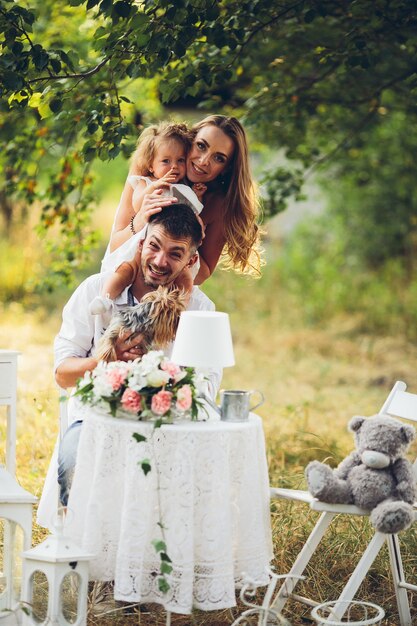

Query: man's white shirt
left=54, top=272, right=221, bottom=424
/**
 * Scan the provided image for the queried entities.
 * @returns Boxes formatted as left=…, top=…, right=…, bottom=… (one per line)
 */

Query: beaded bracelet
left=130, top=215, right=136, bottom=235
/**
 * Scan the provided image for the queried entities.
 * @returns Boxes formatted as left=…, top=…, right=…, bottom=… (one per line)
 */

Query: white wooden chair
left=0, top=350, right=37, bottom=611
left=270, top=380, right=417, bottom=625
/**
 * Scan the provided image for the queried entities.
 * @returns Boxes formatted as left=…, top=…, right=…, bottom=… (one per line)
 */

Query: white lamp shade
left=171, top=311, right=235, bottom=368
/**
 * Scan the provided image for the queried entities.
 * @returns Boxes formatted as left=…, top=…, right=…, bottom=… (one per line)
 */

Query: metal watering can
left=203, top=389, right=264, bottom=422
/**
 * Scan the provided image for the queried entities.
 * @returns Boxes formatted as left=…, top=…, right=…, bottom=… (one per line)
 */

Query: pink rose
left=161, top=361, right=182, bottom=379
left=106, top=368, right=127, bottom=391
left=121, top=389, right=142, bottom=413
left=176, top=384, right=192, bottom=412
left=151, top=390, right=173, bottom=416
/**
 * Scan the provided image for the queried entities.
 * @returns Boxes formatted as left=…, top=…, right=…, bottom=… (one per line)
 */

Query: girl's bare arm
left=109, top=179, right=176, bottom=252
left=109, top=178, right=139, bottom=252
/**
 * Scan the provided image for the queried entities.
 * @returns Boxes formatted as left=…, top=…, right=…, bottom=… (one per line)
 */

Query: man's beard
left=142, top=263, right=173, bottom=289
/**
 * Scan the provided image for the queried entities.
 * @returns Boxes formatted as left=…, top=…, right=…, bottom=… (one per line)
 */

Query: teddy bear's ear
left=401, top=423, right=416, bottom=444
left=348, top=415, right=365, bottom=432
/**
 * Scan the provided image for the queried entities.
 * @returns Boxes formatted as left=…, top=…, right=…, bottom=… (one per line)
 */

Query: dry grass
left=1, top=268, right=417, bottom=625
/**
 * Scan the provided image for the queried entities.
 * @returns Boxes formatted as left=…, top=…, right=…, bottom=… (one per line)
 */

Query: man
left=55, top=203, right=215, bottom=388
left=37, top=204, right=220, bottom=523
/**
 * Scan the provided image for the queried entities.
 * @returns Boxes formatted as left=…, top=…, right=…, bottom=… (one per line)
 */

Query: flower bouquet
left=75, top=350, right=205, bottom=421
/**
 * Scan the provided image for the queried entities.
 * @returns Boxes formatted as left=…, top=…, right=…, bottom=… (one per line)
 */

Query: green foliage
left=276, top=214, right=417, bottom=339
left=260, top=166, right=306, bottom=220
left=320, top=108, right=417, bottom=267
left=1, top=0, right=417, bottom=287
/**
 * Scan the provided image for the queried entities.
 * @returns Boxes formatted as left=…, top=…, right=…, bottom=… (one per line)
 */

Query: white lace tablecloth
left=64, top=410, right=273, bottom=614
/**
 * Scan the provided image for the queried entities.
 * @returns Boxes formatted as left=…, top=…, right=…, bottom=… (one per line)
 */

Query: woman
left=105, top=115, right=264, bottom=284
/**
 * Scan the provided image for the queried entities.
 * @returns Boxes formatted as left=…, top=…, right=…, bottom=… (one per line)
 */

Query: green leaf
left=160, top=561, right=173, bottom=574
left=50, top=58, right=62, bottom=73
left=158, top=577, right=170, bottom=593
left=152, top=539, right=166, bottom=553
left=136, top=32, right=151, bottom=46
left=132, top=432, right=147, bottom=443
left=131, top=12, right=150, bottom=27
left=113, top=1, right=131, bottom=17
left=32, top=44, right=49, bottom=70
left=87, top=0, right=101, bottom=8
left=3, top=71, right=24, bottom=91
left=49, top=98, right=63, bottom=113
left=126, top=62, right=142, bottom=78
left=160, top=551, right=172, bottom=562
left=38, top=101, right=52, bottom=119
left=173, top=42, right=186, bottom=58
left=158, top=48, right=171, bottom=66
left=100, top=0, right=113, bottom=11
left=140, top=459, right=151, bottom=475
left=28, top=92, right=42, bottom=108
left=12, top=41, right=24, bottom=55
left=58, top=50, right=75, bottom=71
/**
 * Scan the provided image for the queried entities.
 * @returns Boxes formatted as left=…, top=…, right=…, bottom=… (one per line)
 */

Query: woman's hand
left=132, top=188, right=178, bottom=233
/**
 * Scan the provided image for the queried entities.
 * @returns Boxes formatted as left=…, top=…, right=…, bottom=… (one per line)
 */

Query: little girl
left=90, top=121, right=205, bottom=316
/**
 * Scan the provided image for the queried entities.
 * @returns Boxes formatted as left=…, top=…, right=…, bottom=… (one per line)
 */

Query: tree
left=320, top=107, right=417, bottom=268
left=1, top=0, right=416, bottom=284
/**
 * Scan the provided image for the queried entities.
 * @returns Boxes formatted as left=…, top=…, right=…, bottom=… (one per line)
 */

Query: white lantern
left=21, top=518, right=93, bottom=626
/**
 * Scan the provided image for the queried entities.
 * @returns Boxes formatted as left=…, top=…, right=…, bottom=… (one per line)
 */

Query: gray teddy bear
left=306, top=414, right=416, bottom=534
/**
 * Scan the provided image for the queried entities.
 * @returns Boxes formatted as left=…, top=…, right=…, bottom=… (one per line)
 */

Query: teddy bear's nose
left=361, top=450, right=390, bottom=468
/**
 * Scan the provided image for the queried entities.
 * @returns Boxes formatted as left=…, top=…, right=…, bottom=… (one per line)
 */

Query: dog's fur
left=95, top=287, right=187, bottom=362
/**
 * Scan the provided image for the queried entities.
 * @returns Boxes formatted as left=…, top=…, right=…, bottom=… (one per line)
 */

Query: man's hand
left=114, top=331, right=146, bottom=361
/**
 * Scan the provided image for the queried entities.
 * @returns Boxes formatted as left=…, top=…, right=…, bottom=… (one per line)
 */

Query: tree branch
left=229, top=0, right=306, bottom=67
left=28, top=56, right=112, bottom=84
left=305, top=106, right=379, bottom=177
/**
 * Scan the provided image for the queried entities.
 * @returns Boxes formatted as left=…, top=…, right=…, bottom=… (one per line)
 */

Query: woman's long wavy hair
left=130, top=121, right=191, bottom=176
left=191, top=115, right=264, bottom=277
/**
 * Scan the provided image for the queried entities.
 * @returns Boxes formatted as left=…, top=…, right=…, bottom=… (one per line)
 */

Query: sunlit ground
left=1, top=183, right=417, bottom=624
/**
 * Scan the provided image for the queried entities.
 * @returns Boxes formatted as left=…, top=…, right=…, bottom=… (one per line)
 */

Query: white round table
left=64, top=410, right=273, bottom=615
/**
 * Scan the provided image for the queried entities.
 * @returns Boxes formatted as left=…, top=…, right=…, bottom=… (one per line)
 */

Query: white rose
left=93, top=377, right=114, bottom=398
left=147, top=369, right=170, bottom=387
left=139, top=350, right=164, bottom=374
left=128, top=370, right=148, bottom=391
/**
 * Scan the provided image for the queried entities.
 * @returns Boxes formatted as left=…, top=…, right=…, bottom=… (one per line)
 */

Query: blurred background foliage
left=1, top=0, right=417, bottom=336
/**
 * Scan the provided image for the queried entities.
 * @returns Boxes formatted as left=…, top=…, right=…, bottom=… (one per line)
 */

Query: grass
left=1, top=183, right=417, bottom=623
left=1, top=261, right=417, bottom=625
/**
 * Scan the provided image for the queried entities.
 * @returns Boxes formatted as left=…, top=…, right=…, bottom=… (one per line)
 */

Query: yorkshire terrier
left=95, top=286, right=187, bottom=362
